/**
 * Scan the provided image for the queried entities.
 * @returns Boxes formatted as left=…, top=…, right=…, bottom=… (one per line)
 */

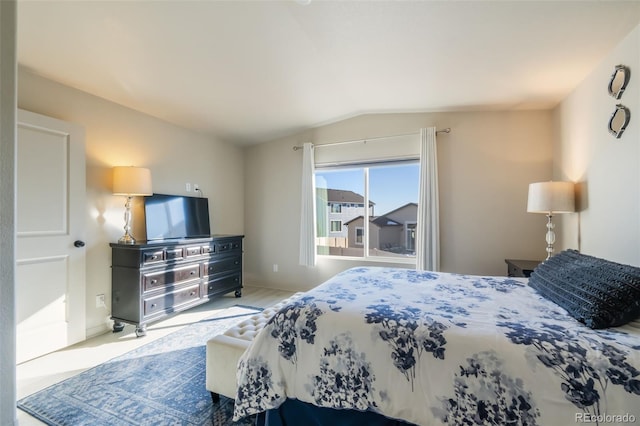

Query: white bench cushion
left=206, top=294, right=302, bottom=399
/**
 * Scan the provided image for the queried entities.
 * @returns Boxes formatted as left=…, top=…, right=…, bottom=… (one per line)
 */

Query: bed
left=232, top=251, right=640, bottom=425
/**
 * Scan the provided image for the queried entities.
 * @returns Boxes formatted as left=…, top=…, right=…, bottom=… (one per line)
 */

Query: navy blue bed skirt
left=255, top=399, right=416, bottom=426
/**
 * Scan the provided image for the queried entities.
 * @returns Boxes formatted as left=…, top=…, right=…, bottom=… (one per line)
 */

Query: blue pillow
left=529, top=249, right=640, bottom=329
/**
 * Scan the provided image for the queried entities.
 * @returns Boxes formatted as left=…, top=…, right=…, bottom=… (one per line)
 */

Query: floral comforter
left=233, top=267, right=640, bottom=425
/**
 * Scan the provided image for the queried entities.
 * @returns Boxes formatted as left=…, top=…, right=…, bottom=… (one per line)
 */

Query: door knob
left=74, top=240, right=85, bottom=248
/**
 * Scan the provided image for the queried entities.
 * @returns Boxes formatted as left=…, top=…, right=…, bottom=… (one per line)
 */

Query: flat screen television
left=144, top=193, right=211, bottom=241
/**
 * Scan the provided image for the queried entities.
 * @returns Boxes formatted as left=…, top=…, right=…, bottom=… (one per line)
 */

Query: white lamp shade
left=527, top=181, right=575, bottom=214
left=112, top=166, right=153, bottom=196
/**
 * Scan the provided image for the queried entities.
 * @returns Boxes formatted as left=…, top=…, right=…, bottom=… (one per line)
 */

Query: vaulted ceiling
left=17, top=1, right=640, bottom=145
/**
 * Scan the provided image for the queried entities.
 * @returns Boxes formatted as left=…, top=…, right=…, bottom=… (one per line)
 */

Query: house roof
left=344, top=202, right=416, bottom=228
left=371, top=216, right=403, bottom=227
left=320, top=189, right=375, bottom=206
left=372, top=202, right=417, bottom=227
left=344, top=215, right=365, bottom=226
left=374, top=202, right=418, bottom=219
left=344, top=215, right=382, bottom=229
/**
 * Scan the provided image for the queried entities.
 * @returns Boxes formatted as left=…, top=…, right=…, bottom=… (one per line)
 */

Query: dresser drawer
left=185, top=245, right=203, bottom=257
left=507, top=263, right=520, bottom=277
left=144, top=284, right=201, bottom=317
left=216, top=238, right=242, bottom=254
left=142, top=250, right=165, bottom=265
left=203, top=255, right=242, bottom=277
left=202, top=273, right=242, bottom=297
left=165, top=248, right=184, bottom=261
left=142, top=264, right=200, bottom=292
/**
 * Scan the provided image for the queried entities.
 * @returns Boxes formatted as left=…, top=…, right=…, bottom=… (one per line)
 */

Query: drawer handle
left=190, top=271, right=196, bottom=275
left=151, top=279, right=157, bottom=284
left=208, top=286, right=213, bottom=290
left=151, top=303, right=156, bottom=308
left=190, top=291, right=196, bottom=296
left=234, top=260, right=239, bottom=265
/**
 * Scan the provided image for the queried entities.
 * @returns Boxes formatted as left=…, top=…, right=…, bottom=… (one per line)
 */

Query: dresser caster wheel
left=235, top=289, right=242, bottom=298
left=112, top=321, right=125, bottom=333
left=135, top=325, right=147, bottom=337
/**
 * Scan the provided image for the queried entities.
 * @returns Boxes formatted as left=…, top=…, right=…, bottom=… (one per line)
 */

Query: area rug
left=18, top=305, right=261, bottom=426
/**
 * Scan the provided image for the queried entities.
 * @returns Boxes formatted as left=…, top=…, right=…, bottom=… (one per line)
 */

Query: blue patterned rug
left=18, top=305, right=261, bottom=425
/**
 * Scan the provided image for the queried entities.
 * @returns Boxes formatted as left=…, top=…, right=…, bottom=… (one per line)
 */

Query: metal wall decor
left=608, top=104, right=630, bottom=139
left=608, top=65, right=630, bottom=99
left=607, top=65, right=630, bottom=139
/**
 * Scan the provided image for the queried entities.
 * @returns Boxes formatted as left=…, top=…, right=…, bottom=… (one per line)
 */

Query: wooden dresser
left=110, top=235, right=243, bottom=337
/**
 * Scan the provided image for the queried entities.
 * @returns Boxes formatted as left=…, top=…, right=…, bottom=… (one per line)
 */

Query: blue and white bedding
left=233, top=267, right=640, bottom=425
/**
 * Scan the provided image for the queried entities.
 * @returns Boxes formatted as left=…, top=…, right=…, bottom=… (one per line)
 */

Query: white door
left=16, top=109, right=86, bottom=364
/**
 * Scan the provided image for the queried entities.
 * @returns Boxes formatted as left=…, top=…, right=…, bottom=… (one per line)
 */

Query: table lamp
left=527, top=181, right=575, bottom=260
left=113, top=166, right=152, bottom=244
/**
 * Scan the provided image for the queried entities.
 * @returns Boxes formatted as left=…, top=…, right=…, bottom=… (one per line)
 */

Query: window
left=330, top=203, right=342, bottom=213
left=315, top=161, right=419, bottom=260
left=405, top=222, right=416, bottom=253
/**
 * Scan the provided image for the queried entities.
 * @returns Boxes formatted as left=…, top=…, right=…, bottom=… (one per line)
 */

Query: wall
left=17, top=68, right=244, bottom=337
left=554, top=24, right=640, bottom=266
left=244, top=110, right=553, bottom=291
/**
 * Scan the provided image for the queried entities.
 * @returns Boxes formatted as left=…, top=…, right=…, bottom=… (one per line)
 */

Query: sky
left=316, top=163, right=419, bottom=216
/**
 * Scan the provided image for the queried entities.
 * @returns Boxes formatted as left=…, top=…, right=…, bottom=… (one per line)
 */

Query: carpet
left=18, top=305, right=261, bottom=426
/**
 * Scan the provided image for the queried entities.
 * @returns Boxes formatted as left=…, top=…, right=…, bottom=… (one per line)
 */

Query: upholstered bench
left=206, top=294, right=302, bottom=402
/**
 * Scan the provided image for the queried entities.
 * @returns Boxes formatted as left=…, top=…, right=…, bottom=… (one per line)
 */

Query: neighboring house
left=317, top=188, right=417, bottom=256
left=316, top=188, right=375, bottom=244
left=344, top=203, right=417, bottom=257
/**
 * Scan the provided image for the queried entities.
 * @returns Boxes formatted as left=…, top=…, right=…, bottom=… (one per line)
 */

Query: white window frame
left=315, top=159, right=418, bottom=264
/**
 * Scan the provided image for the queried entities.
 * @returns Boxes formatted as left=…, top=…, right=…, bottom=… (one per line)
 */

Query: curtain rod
left=292, top=128, right=451, bottom=151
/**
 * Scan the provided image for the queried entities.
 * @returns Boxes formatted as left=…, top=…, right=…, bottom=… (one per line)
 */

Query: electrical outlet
left=186, top=182, right=191, bottom=192
left=194, top=184, right=200, bottom=192
left=96, top=294, right=106, bottom=308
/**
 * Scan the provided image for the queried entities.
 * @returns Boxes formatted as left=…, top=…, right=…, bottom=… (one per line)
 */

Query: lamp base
left=119, top=196, right=136, bottom=245
left=118, top=233, right=136, bottom=245
left=545, top=213, right=556, bottom=260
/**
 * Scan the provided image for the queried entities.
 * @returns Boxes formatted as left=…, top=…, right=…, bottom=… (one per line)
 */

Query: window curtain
left=416, top=127, right=440, bottom=271
left=299, top=143, right=317, bottom=267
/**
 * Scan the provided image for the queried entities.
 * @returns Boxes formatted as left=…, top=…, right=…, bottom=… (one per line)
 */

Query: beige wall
left=18, top=68, right=244, bottom=337
left=554, top=24, right=640, bottom=266
left=244, top=111, right=553, bottom=291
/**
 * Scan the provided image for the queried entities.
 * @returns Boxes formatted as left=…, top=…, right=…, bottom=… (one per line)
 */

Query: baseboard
left=85, top=323, right=111, bottom=339
left=244, top=281, right=313, bottom=293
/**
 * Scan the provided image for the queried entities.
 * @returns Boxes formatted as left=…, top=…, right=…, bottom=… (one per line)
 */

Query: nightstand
left=505, top=259, right=542, bottom=278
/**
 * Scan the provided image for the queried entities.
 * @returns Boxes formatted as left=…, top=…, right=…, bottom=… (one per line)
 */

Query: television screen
left=144, top=194, right=211, bottom=241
